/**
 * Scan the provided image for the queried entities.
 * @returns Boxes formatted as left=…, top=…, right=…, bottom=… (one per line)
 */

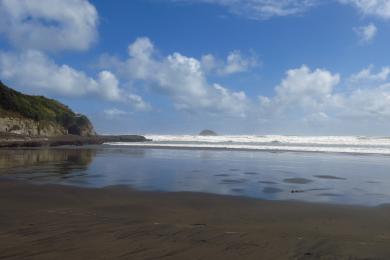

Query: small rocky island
left=199, top=129, right=218, bottom=136
left=0, top=81, right=147, bottom=147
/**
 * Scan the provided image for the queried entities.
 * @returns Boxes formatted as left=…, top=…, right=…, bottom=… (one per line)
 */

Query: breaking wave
left=105, top=135, right=390, bottom=155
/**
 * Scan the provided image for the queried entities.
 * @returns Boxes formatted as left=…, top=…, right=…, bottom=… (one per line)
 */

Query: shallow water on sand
left=1, top=146, right=390, bottom=206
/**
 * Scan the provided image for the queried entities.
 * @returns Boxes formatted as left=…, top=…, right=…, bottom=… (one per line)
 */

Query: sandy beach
left=1, top=179, right=390, bottom=260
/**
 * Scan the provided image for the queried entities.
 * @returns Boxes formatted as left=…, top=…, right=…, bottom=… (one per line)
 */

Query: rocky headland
left=0, top=81, right=148, bottom=147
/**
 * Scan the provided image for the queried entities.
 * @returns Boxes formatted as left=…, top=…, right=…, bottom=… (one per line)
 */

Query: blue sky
left=1, top=0, right=390, bottom=135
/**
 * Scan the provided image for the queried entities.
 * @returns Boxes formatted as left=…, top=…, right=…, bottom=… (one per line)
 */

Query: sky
left=1, top=0, right=390, bottom=135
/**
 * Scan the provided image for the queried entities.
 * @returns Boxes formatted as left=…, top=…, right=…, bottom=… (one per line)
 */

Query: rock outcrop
left=66, top=115, right=96, bottom=137
left=0, top=81, right=149, bottom=147
left=199, top=129, right=218, bottom=136
left=0, top=117, right=67, bottom=137
left=0, top=134, right=149, bottom=148
left=0, top=80, right=96, bottom=137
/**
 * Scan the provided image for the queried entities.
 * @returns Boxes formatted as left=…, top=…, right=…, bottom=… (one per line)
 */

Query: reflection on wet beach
left=0, top=148, right=96, bottom=173
left=314, top=175, right=347, bottom=180
left=263, top=187, right=283, bottom=194
left=1, top=147, right=390, bottom=206
left=283, top=178, right=313, bottom=184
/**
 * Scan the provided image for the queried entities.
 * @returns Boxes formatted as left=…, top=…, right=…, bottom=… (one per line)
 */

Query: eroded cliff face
left=0, top=81, right=97, bottom=137
left=0, top=117, right=67, bottom=137
left=67, top=116, right=97, bottom=137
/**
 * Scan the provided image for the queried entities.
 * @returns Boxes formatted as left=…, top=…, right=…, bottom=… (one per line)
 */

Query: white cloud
left=339, top=0, right=390, bottom=19
left=349, top=65, right=390, bottom=83
left=201, top=51, right=258, bottom=75
left=127, top=93, right=152, bottom=111
left=104, top=108, right=130, bottom=118
left=259, top=65, right=390, bottom=126
left=0, top=50, right=150, bottom=110
left=338, top=83, right=390, bottom=120
left=200, top=54, right=217, bottom=73
left=303, top=112, right=330, bottom=125
left=100, top=37, right=250, bottom=116
left=213, top=84, right=248, bottom=116
left=0, top=0, right=98, bottom=51
left=223, top=50, right=258, bottom=74
left=354, top=23, right=377, bottom=43
left=259, top=65, right=341, bottom=115
left=174, top=0, right=318, bottom=20
left=175, top=0, right=390, bottom=22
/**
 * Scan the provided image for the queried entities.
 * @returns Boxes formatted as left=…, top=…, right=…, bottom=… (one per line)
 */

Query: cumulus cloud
left=349, top=65, right=390, bottom=83
left=303, top=111, right=330, bottom=125
left=104, top=108, right=130, bottom=118
left=174, top=0, right=390, bottom=22
left=0, top=50, right=150, bottom=110
left=339, top=0, right=390, bottom=19
left=343, top=66, right=390, bottom=119
left=174, top=0, right=318, bottom=20
left=0, top=0, right=98, bottom=51
left=99, top=37, right=250, bottom=116
left=201, top=51, right=258, bottom=75
left=259, top=64, right=390, bottom=125
left=259, top=65, right=341, bottom=115
left=340, top=84, right=390, bottom=119
left=354, top=23, right=377, bottom=43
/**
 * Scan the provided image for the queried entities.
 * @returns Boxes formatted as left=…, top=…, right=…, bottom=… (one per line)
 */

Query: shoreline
left=0, top=134, right=149, bottom=148
left=1, top=179, right=390, bottom=259
left=104, top=142, right=390, bottom=156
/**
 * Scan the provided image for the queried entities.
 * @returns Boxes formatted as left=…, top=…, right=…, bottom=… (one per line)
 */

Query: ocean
left=107, top=135, right=390, bottom=155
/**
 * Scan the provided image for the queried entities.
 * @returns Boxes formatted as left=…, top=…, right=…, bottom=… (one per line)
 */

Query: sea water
left=107, top=135, right=390, bottom=155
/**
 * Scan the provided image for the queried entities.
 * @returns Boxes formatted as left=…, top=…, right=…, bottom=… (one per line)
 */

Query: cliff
left=0, top=81, right=96, bottom=137
left=0, top=117, right=66, bottom=136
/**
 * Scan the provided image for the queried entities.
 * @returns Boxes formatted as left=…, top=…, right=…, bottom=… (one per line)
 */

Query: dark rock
left=99, top=135, right=150, bottom=142
left=0, top=134, right=149, bottom=148
left=67, top=115, right=96, bottom=137
left=199, top=129, right=218, bottom=136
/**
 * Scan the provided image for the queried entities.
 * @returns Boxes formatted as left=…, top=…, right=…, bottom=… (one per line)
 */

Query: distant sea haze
left=106, top=135, right=390, bottom=155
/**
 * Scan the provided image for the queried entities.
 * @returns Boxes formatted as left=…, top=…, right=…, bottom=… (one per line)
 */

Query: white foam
left=105, top=135, right=390, bottom=155
left=146, top=135, right=390, bottom=145
left=105, top=142, right=390, bottom=154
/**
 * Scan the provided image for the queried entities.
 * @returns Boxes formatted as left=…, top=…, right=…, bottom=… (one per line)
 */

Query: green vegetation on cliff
left=0, top=81, right=95, bottom=136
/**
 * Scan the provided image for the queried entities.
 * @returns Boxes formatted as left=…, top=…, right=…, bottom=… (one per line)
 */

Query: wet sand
left=1, top=179, right=390, bottom=259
